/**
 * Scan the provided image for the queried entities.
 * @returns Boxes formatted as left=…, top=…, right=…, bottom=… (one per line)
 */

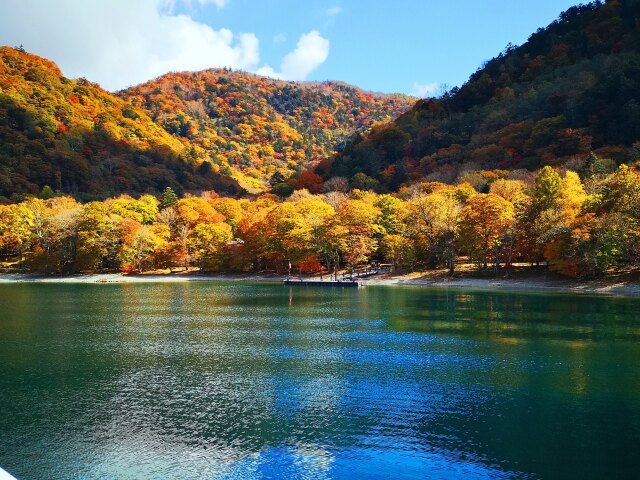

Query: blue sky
left=181, top=0, right=582, bottom=95
left=0, top=0, right=581, bottom=94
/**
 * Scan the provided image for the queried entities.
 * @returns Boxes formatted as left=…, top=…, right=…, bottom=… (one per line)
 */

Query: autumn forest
left=1, top=0, right=640, bottom=280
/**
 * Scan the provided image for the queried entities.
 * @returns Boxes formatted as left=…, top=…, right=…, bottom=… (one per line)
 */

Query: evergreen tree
left=584, top=152, right=616, bottom=178
left=159, top=187, right=178, bottom=210
left=40, top=185, right=55, bottom=200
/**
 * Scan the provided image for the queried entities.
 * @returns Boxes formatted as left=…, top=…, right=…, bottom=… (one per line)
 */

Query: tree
left=295, top=171, right=324, bottom=194
left=26, top=197, right=82, bottom=273
left=210, top=197, right=245, bottom=233
left=0, top=203, right=35, bottom=270
left=533, top=166, right=562, bottom=212
left=40, top=185, right=55, bottom=200
left=535, top=171, right=588, bottom=272
left=187, top=222, right=233, bottom=271
left=380, top=234, right=415, bottom=271
left=406, top=191, right=462, bottom=272
left=583, top=152, right=616, bottom=178
left=599, top=164, right=640, bottom=216
left=490, top=179, right=531, bottom=270
left=350, top=173, right=380, bottom=191
left=76, top=202, right=121, bottom=271
left=118, top=221, right=170, bottom=273
left=176, top=197, right=224, bottom=229
left=336, top=198, right=382, bottom=270
left=375, top=194, right=406, bottom=236
left=110, top=195, right=159, bottom=224
left=286, top=199, right=335, bottom=276
left=159, top=187, right=179, bottom=210
left=323, top=177, right=349, bottom=193
left=459, top=194, right=515, bottom=270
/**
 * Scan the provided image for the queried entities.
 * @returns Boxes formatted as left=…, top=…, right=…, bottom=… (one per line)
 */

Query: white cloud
left=163, top=0, right=229, bottom=12
left=257, top=31, right=329, bottom=81
left=0, top=0, right=258, bottom=91
left=411, top=82, right=440, bottom=98
left=326, top=6, right=342, bottom=15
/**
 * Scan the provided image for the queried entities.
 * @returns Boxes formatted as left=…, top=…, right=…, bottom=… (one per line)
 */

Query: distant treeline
left=1, top=157, right=639, bottom=278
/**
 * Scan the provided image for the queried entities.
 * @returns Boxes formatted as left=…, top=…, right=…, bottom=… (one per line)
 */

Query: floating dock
left=284, top=279, right=362, bottom=287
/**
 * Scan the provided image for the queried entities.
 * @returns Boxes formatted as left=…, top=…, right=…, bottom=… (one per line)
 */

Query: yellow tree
left=210, top=197, right=245, bottom=233
left=459, top=194, right=515, bottom=271
left=490, top=179, right=532, bottom=270
left=235, top=199, right=276, bottom=271
left=118, top=220, right=170, bottom=273
left=76, top=202, right=121, bottom=271
left=335, top=198, right=382, bottom=271
left=380, top=234, right=415, bottom=271
left=110, top=194, right=159, bottom=224
left=286, top=199, right=336, bottom=276
left=176, top=196, right=225, bottom=229
left=187, top=222, right=233, bottom=271
left=259, top=202, right=305, bottom=272
left=406, top=190, right=462, bottom=272
left=536, top=171, right=588, bottom=272
left=24, top=197, right=82, bottom=273
left=0, top=203, right=35, bottom=270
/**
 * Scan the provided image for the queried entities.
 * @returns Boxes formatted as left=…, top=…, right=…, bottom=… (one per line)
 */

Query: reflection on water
left=1, top=283, right=640, bottom=479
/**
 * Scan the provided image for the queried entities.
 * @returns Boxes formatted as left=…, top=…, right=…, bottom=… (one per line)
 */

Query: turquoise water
left=0, top=283, right=639, bottom=479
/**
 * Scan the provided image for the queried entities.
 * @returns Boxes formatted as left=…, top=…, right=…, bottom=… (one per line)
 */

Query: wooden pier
left=283, top=279, right=362, bottom=287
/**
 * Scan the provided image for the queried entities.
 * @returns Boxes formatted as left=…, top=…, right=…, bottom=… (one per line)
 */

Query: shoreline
left=1, top=271, right=639, bottom=296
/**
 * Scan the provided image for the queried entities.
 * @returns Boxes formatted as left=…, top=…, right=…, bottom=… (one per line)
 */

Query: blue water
left=1, top=283, right=639, bottom=479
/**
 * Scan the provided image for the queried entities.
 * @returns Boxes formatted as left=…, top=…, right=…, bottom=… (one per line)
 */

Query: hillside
left=320, top=0, right=640, bottom=191
left=119, top=70, right=414, bottom=190
left=0, top=47, right=242, bottom=200
left=0, top=47, right=414, bottom=200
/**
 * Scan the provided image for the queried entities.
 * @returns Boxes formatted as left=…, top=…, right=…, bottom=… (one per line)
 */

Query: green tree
left=40, top=185, right=55, bottom=200
left=533, top=166, right=562, bottom=212
left=350, top=173, right=380, bottom=191
left=583, top=152, right=616, bottom=178
left=159, top=187, right=179, bottom=210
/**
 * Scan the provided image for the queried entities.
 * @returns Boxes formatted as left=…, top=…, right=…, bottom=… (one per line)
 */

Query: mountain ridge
left=0, top=46, right=414, bottom=199
left=118, top=68, right=414, bottom=191
left=319, top=0, right=640, bottom=191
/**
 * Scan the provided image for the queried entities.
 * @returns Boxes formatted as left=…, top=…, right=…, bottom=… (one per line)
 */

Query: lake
left=1, top=282, right=639, bottom=479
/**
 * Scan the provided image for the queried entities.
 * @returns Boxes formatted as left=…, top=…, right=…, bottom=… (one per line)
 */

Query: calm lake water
left=1, top=283, right=639, bottom=479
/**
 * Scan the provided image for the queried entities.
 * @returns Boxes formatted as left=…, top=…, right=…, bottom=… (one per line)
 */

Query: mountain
left=320, top=0, right=640, bottom=191
left=0, top=46, right=243, bottom=200
left=0, top=47, right=414, bottom=200
left=118, top=70, right=414, bottom=191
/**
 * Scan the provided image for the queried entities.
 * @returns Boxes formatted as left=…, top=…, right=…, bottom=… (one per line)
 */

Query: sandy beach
left=1, top=270, right=639, bottom=296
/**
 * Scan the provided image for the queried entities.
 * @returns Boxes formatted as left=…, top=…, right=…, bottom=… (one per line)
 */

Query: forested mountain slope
left=0, top=47, right=243, bottom=199
left=0, top=47, right=413, bottom=199
left=119, top=70, right=414, bottom=190
left=320, top=0, right=640, bottom=191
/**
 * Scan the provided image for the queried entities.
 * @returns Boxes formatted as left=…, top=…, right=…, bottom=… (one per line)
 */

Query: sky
left=0, top=0, right=582, bottom=95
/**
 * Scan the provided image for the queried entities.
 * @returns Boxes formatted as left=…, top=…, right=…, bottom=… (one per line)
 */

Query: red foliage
left=296, top=171, right=324, bottom=193
left=299, top=258, right=322, bottom=273
left=119, top=263, right=135, bottom=274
